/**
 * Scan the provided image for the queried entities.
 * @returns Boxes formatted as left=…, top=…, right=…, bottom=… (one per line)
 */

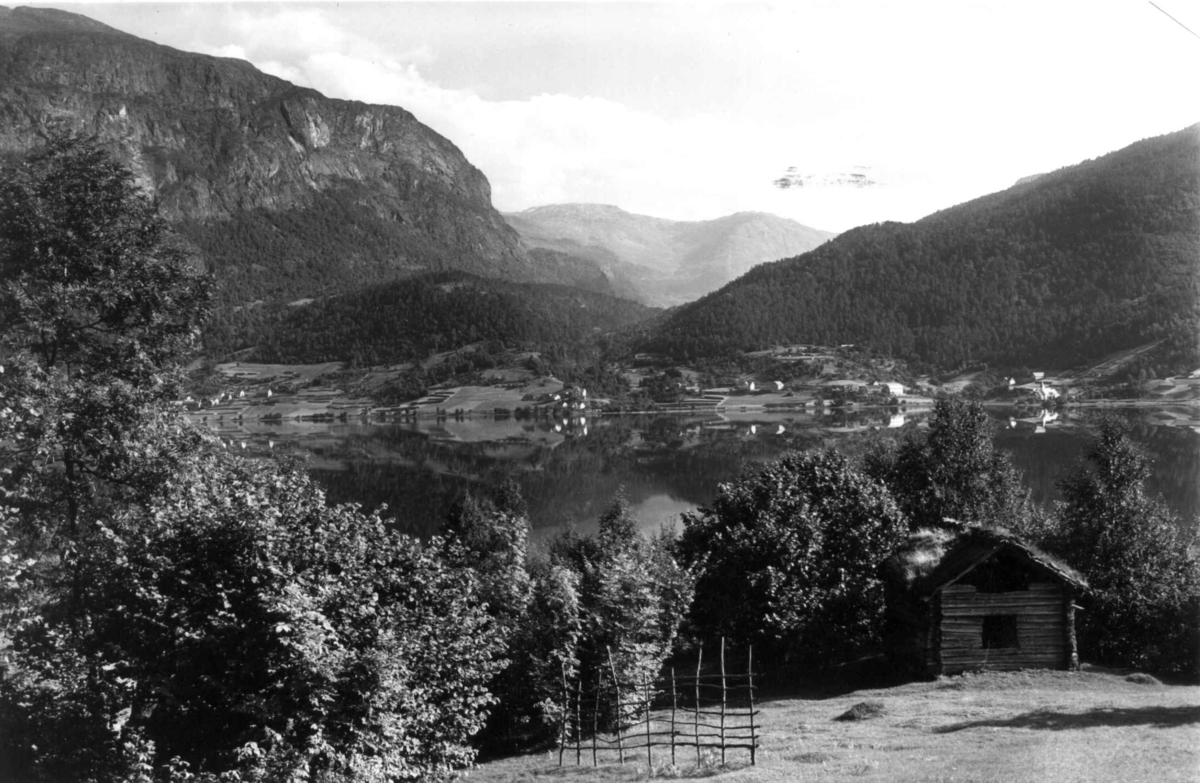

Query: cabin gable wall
left=884, top=537, right=1084, bottom=678
left=936, top=581, right=1068, bottom=674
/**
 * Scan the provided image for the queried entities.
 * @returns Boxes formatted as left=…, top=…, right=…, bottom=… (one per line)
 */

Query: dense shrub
left=678, top=449, right=907, bottom=665
left=0, top=457, right=503, bottom=782
left=0, top=138, right=504, bottom=782
left=441, top=485, right=537, bottom=747
left=440, top=488, right=691, bottom=746
left=551, top=497, right=694, bottom=725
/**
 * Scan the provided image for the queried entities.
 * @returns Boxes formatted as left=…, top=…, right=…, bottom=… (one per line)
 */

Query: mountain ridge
left=646, top=125, right=1200, bottom=374
left=0, top=5, right=125, bottom=35
left=504, top=202, right=835, bottom=306
left=0, top=5, right=629, bottom=307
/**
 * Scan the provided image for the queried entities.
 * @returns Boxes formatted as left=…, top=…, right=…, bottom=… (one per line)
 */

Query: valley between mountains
left=2, top=4, right=1195, bottom=404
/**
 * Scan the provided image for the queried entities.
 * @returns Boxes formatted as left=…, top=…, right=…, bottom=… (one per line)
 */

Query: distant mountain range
left=0, top=6, right=831, bottom=319
left=646, top=125, right=1200, bottom=374
left=505, top=204, right=835, bottom=307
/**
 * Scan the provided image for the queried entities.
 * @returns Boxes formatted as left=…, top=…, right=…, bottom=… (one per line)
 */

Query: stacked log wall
left=938, top=582, right=1066, bottom=674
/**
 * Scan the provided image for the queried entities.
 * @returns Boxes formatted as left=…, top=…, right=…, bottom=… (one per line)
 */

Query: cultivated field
left=215, top=361, right=343, bottom=382
left=471, top=666, right=1200, bottom=783
left=411, top=383, right=562, bottom=414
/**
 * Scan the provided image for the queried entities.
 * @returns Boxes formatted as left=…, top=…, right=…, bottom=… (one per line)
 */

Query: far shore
left=184, top=359, right=1199, bottom=426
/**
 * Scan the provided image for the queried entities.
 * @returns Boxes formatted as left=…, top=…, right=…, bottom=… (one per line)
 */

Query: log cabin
left=880, top=526, right=1088, bottom=677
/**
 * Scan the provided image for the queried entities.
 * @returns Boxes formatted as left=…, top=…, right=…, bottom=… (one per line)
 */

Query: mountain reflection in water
left=217, top=407, right=1200, bottom=541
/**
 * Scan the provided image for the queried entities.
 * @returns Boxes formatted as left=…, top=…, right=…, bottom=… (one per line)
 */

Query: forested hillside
left=648, top=125, right=1200, bottom=373
left=177, top=203, right=631, bottom=306
left=237, top=272, right=660, bottom=365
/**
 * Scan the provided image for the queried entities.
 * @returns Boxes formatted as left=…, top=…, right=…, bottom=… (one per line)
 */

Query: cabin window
left=981, top=615, right=1020, bottom=649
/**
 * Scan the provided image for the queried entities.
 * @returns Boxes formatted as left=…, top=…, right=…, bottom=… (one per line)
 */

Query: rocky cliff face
left=0, top=6, right=607, bottom=304
left=505, top=203, right=835, bottom=307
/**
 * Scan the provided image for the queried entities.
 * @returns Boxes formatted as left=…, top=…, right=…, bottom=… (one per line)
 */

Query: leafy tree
left=498, top=555, right=583, bottom=747
left=0, top=134, right=213, bottom=783
left=639, top=371, right=686, bottom=403
left=443, top=484, right=592, bottom=750
left=0, top=139, right=505, bottom=781
left=443, top=482, right=533, bottom=638
left=440, top=486, right=691, bottom=745
left=866, top=396, right=1043, bottom=535
left=441, top=484, right=537, bottom=747
left=0, top=135, right=211, bottom=380
left=678, top=449, right=907, bottom=665
left=550, top=497, right=693, bottom=724
left=2, top=455, right=503, bottom=782
left=1046, top=420, right=1200, bottom=677
left=375, top=371, right=429, bottom=404
left=0, top=134, right=211, bottom=566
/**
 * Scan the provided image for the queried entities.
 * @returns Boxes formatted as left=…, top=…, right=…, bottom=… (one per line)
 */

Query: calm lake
left=222, top=405, right=1200, bottom=541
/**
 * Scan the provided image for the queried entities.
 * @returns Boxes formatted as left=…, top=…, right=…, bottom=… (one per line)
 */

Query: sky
left=31, top=0, right=1200, bottom=232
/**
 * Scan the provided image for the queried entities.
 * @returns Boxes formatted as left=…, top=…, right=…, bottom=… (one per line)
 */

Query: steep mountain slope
left=647, top=125, right=1200, bottom=373
left=0, top=6, right=621, bottom=305
left=241, top=271, right=660, bottom=366
left=505, top=204, right=835, bottom=306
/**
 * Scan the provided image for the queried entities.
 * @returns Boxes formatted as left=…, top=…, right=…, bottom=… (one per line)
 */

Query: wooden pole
left=607, top=647, right=624, bottom=764
left=720, top=637, right=727, bottom=766
left=644, top=677, right=653, bottom=772
left=558, top=662, right=568, bottom=766
left=670, top=667, right=677, bottom=766
left=592, top=669, right=600, bottom=766
left=694, top=646, right=702, bottom=766
left=576, top=673, right=583, bottom=766
left=748, top=645, right=757, bottom=766
left=1065, top=589, right=1080, bottom=671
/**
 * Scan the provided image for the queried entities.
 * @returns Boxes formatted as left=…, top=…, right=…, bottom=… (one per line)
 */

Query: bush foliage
left=1, top=458, right=504, bottom=782
left=678, top=449, right=907, bottom=665
left=0, top=138, right=504, bottom=782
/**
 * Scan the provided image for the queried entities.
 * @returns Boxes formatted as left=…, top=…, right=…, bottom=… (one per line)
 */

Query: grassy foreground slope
left=472, top=667, right=1199, bottom=782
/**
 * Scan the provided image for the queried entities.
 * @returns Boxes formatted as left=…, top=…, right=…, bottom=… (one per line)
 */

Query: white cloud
left=153, top=6, right=911, bottom=230
left=151, top=2, right=1199, bottom=233
left=206, top=43, right=247, bottom=61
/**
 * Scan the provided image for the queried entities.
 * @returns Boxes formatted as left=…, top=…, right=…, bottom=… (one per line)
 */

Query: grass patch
left=794, top=751, right=836, bottom=763
left=468, top=666, right=1200, bottom=782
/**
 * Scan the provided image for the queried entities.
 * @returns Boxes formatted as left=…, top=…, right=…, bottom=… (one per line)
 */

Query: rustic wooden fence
left=558, top=639, right=760, bottom=770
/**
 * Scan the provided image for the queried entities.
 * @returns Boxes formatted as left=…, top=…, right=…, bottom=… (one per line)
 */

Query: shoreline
left=184, top=394, right=1199, bottom=426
